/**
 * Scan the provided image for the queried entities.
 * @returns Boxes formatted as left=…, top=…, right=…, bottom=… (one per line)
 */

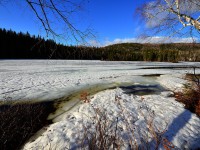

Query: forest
left=0, top=28, right=200, bottom=62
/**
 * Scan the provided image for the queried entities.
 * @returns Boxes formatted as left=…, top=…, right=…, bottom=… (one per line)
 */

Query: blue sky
left=0, top=0, right=147, bottom=45
left=0, top=0, right=198, bottom=45
left=87, top=1, right=144, bottom=42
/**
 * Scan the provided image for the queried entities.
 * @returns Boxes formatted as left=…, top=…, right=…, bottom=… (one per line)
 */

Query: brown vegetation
left=0, top=101, right=55, bottom=150
left=175, top=70, right=200, bottom=116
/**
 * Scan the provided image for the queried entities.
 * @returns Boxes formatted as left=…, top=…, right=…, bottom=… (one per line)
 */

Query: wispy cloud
left=88, top=40, right=102, bottom=47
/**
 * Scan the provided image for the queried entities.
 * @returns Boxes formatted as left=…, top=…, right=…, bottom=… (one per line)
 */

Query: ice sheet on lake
left=1, top=60, right=200, bottom=101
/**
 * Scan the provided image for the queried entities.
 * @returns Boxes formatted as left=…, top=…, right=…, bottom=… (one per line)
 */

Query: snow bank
left=23, top=88, right=200, bottom=149
left=157, top=74, right=188, bottom=92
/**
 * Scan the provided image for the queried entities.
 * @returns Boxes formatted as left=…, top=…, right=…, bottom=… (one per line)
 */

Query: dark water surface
left=120, top=84, right=166, bottom=95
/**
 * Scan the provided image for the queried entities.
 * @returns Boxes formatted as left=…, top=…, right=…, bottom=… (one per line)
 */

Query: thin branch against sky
left=136, top=0, right=200, bottom=43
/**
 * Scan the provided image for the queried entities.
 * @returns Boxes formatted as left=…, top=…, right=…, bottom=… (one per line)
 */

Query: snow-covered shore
left=23, top=88, right=200, bottom=149
left=0, top=60, right=200, bottom=149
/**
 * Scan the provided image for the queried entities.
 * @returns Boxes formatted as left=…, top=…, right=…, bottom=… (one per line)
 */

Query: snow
left=157, top=74, right=188, bottom=92
left=23, top=89, right=200, bottom=149
left=0, top=60, right=200, bottom=149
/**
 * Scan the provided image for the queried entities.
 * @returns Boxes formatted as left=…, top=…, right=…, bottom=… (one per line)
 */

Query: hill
left=101, top=43, right=200, bottom=62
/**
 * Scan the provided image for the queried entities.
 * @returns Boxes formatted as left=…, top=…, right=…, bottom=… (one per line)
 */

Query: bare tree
left=27, top=0, right=94, bottom=43
left=1, top=0, right=93, bottom=44
left=137, top=0, right=200, bottom=41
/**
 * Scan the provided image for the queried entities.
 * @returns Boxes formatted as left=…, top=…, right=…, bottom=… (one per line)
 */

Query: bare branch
left=26, top=0, right=49, bottom=35
left=24, top=0, right=94, bottom=44
left=137, top=0, right=200, bottom=39
left=38, top=0, right=51, bottom=36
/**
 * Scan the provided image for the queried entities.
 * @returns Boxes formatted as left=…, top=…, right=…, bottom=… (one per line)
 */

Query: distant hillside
left=0, top=28, right=200, bottom=61
left=104, top=43, right=143, bottom=51
left=101, top=43, right=200, bottom=62
left=104, top=42, right=200, bottom=51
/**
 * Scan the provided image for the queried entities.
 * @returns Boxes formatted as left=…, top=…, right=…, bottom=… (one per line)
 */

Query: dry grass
left=175, top=87, right=200, bottom=116
left=0, top=100, right=55, bottom=150
left=175, top=70, right=200, bottom=117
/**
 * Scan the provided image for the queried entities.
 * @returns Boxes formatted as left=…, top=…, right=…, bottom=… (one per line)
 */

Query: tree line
left=0, top=28, right=200, bottom=62
left=0, top=28, right=100, bottom=59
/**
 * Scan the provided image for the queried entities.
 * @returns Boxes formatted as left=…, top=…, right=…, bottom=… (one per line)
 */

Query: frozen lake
left=0, top=60, right=200, bottom=101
